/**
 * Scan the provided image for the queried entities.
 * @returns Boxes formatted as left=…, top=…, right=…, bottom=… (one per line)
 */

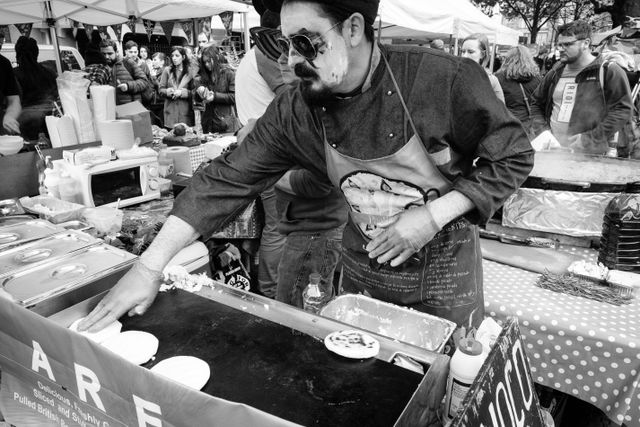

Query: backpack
left=122, top=58, right=155, bottom=104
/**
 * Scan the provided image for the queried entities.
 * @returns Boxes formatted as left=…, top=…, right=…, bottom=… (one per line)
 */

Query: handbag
left=518, top=83, right=536, bottom=140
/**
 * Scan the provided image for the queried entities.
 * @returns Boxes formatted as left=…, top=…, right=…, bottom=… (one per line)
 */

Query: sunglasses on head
left=277, top=21, right=343, bottom=61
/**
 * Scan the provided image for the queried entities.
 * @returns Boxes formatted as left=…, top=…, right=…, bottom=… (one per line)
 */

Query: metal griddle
left=124, top=289, right=423, bottom=427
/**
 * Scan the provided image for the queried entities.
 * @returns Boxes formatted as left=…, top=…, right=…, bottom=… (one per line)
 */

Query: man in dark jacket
left=530, top=20, right=632, bottom=154
left=99, top=39, right=149, bottom=105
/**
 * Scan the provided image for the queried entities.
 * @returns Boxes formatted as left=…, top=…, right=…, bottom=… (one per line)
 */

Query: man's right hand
left=77, top=262, right=163, bottom=333
left=3, top=115, right=20, bottom=134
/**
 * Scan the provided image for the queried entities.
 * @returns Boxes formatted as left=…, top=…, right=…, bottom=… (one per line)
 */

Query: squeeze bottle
left=443, top=337, right=486, bottom=422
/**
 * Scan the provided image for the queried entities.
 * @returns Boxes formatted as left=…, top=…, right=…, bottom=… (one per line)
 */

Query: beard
left=294, top=63, right=335, bottom=107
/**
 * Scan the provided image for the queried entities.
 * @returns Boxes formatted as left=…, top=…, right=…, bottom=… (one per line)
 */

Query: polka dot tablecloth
left=483, top=246, right=640, bottom=427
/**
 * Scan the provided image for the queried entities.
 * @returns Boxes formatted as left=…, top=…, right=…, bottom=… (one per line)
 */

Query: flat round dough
left=324, top=329, right=380, bottom=359
left=151, top=356, right=210, bottom=390
left=68, top=317, right=122, bottom=344
left=101, top=331, right=159, bottom=365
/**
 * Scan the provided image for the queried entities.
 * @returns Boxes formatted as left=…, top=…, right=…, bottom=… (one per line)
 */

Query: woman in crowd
left=159, top=46, right=194, bottom=128
left=193, top=43, right=237, bottom=134
left=495, top=45, right=541, bottom=140
left=460, top=33, right=505, bottom=103
left=139, top=46, right=154, bottom=74
left=12, top=36, right=58, bottom=141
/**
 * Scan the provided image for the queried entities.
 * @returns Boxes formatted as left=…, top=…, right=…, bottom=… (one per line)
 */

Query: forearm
left=138, top=215, right=200, bottom=271
left=428, top=190, right=475, bottom=229
left=6, top=96, right=21, bottom=119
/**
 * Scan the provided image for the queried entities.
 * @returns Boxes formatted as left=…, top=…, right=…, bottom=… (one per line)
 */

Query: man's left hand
left=366, top=204, right=441, bottom=267
left=568, top=133, right=607, bottom=155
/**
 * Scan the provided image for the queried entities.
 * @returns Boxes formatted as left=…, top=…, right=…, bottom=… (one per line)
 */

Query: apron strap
left=350, top=211, right=398, bottom=226
left=381, top=53, right=420, bottom=140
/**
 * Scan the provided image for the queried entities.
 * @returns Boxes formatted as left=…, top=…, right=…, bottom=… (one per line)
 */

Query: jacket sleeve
left=288, top=169, right=334, bottom=198
left=449, top=59, right=534, bottom=224
left=585, top=62, right=633, bottom=142
left=158, top=68, right=169, bottom=97
left=125, top=60, right=150, bottom=95
left=213, top=70, right=236, bottom=105
left=170, top=91, right=300, bottom=237
left=530, top=71, right=551, bottom=135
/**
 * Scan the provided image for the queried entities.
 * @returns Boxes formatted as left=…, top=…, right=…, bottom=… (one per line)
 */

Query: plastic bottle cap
left=458, top=337, right=483, bottom=356
left=309, top=273, right=321, bottom=284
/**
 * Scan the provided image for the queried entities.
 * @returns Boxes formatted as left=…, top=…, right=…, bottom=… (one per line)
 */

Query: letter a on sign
left=31, top=340, right=55, bottom=381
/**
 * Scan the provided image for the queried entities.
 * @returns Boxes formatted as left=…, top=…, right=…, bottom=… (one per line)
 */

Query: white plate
left=150, top=356, right=210, bottom=390
left=68, top=317, right=122, bottom=344
left=101, top=331, right=159, bottom=365
left=324, top=330, right=380, bottom=359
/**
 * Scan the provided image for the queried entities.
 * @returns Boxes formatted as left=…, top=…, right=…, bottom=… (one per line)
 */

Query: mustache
left=294, top=63, right=318, bottom=79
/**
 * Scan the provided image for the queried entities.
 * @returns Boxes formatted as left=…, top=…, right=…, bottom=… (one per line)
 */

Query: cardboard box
left=115, top=101, right=153, bottom=144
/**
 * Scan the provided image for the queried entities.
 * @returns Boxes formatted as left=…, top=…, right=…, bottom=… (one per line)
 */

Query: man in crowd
left=80, top=0, right=532, bottom=333
left=99, top=39, right=149, bottom=105
left=0, top=33, right=22, bottom=135
left=530, top=20, right=632, bottom=154
left=124, top=40, right=151, bottom=79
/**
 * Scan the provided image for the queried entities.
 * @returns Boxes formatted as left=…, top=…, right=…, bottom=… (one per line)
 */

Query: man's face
left=126, top=46, right=138, bottom=60
left=101, top=46, right=117, bottom=66
left=556, top=35, right=588, bottom=64
left=281, top=2, right=350, bottom=105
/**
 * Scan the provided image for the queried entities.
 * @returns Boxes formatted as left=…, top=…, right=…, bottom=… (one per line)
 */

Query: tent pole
left=46, top=0, right=63, bottom=74
left=242, top=12, right=250, bottom=53
left=448, top=34, right=453, bottom=54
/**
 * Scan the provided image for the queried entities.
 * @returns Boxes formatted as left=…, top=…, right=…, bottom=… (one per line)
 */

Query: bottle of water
left=302, top=273, right=325, bottom=314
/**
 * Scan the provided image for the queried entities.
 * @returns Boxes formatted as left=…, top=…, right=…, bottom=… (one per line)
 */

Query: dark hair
left=557, top=20, right=592, bottom=40
left=123, top=40, right=138, bottom=50
left=99, top=38, right=118, bottom=52
left=152, top=52, right=167, bottom=67
left=282, top=0, right=375, bottom=42
left=169, top=46, right=190, bottom=82
left=197, top=43, right=225, bottom=87
left=14, top=36, right=57, bottom=104
left=463, top=33, right=490, bottom=68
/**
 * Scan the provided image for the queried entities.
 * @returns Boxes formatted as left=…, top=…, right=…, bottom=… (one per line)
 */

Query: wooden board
left=480, top=238, right=581, bottom=275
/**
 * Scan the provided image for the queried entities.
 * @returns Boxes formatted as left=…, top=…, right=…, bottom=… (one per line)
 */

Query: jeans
left=257, top=188, right=286, bottom=298
left=276, top=226, right=344, bottom=308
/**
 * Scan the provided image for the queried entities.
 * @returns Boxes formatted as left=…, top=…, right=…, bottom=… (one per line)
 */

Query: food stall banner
left=0, top=297, right=300, bottom=427
left=450, top=317, right=545, bottom=427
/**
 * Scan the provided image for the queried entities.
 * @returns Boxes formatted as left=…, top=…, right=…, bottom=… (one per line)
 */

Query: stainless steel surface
left=0, top=219, right=61, bottom=251
left=320, top=294, right=456, bottom=353
left=531, top=151, right=640, bottom=184
left=2, top=244, right=136, bottom=308
left=57, top=220, right=93, bottom=231
left=0, top=215, right=36, bottom=227
left=0, top=230, right=99, bottom=277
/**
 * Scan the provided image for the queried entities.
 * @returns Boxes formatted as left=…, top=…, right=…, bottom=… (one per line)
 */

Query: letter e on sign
left=133, top=394, right=162, bottom=427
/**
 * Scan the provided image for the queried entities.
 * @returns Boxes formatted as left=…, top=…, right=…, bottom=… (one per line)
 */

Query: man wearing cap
left=80, top=0, right=533, bottom=333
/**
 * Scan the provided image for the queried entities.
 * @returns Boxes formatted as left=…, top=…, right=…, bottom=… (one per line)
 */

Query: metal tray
left=0, top=215, right=34, bottom=227
left=0, top=219, right=61, bottom=251
left=320, top=294, right=456, bottom=353
left=1, top=244, right=136, bottom=307
left=0, top=230, right=100, bottom=277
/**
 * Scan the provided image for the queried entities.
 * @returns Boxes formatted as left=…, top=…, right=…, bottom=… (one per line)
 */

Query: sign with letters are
left=450, top=317, right=545, bottom=427
left=0, top=297, right=296, bottom=427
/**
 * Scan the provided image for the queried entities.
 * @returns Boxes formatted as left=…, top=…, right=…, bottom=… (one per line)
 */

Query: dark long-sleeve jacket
left=274, top=168, right=348, bottom=235
left=530, top=55, right=632, bottom=145
left=111, top=58, right=149, bottom=105
left=172, top=45, right=534, bottom=238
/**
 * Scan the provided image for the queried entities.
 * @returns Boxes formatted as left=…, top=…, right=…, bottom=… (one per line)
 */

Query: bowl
left=0, top=136, right=24, bottom=155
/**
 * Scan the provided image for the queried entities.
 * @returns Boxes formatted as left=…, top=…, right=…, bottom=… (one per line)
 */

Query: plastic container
left=82, top=207, right=123, bottom=236
left=58, top=173, right=81, bottom=204
left=158, top=149, right=175, bottom=179
left=302, top=273, right=326, bottom=314
left=43, top=168, right=61, bottom=199
left=444, top=337, right=486, bottom=422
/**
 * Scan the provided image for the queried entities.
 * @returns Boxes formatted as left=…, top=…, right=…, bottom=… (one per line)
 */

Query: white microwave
left=69, top=157, right=161, bottom=208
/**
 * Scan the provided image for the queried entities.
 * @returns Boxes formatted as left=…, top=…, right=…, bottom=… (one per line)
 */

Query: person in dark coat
left=99, top=39, right=149, bottom=105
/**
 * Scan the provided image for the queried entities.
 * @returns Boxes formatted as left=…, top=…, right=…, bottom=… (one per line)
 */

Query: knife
left=479, top=229, right=558, bottom=249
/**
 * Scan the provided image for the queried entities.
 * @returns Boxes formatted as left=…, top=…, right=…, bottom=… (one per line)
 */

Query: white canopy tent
left=378, top=0, right=521, bottom=46
left=0, top=0, right=250, bottom=72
